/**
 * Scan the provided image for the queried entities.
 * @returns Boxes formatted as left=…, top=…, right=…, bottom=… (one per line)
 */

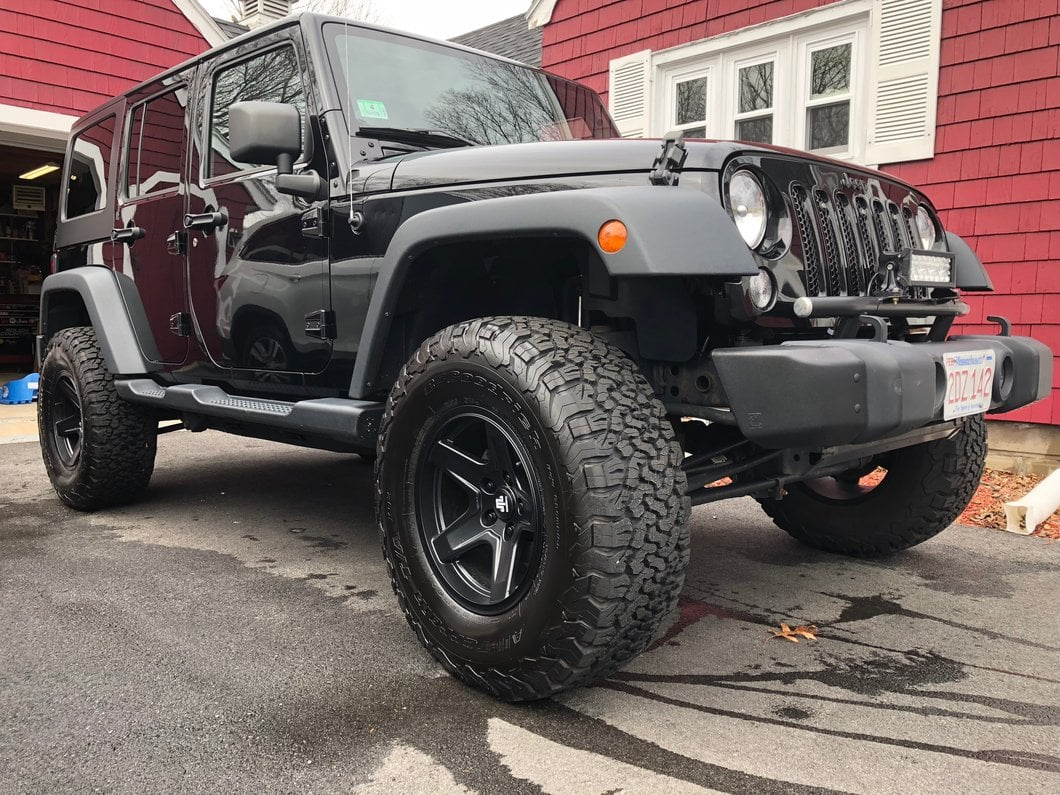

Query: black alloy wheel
left=415, top=408, right=543, bottom=613
left=48, top=373, right=84, bottom=469
left=758, top=415, right=987, bottom=556
left=38, top=327, right=157, bottom=511
left=378, top=316, right=691, bottom=701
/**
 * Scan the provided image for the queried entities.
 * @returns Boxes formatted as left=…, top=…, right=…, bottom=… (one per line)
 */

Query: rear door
left=115, top=76, right=192, bottom=365
left=184, top=30, right=331, bottom=384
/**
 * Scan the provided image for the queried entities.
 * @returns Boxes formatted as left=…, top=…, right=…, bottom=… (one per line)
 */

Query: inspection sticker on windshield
left=943, top=349, right=995, bottom=419
left=357, top=99, right=389, bottom=120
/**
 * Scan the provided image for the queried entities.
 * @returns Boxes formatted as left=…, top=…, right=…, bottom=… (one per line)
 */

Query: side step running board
left=116, top=379, right=383, bottom=449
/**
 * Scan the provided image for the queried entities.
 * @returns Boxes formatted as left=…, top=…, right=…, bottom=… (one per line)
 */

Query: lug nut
left=484, top=510, right=497, bottom=525
left=504, top=523, right=515, bottom=539
left=483, top=478, right=495, bottom=493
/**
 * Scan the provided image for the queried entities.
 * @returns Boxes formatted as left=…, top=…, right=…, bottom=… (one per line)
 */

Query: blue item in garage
left=0, top=373, right=39, bottom=404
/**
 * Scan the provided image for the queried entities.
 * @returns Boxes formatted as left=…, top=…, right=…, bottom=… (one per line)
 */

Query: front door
left=115, top=76, right=192, bottom=365
left=185, top=37, right=331, bottom=386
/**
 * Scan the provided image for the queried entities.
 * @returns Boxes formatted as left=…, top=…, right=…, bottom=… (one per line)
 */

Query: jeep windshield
left=325, top=23, right=618, bottom=148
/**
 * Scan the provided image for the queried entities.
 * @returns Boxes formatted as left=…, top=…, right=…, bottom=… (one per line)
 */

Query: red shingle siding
left=542, top=0, right=1059, bottom=426
left=0, top=0, right=211, bottom=117
left=885, top=0, right=1059, bottom=425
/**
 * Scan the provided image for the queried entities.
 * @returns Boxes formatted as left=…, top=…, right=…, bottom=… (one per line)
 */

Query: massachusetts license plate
left=943, top=349, right=995, bottom=419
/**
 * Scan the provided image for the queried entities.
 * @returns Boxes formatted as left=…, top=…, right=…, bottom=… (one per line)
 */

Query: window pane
left=810, top=43, right=851, bottom=98
left=807, top=101, right=849, bottom=150
left=128, top=89, right=184, bottom=198
left=210, top=47, right=305, bottom=177
left=683, top=126, right=707, bottom=138
left=676, top=77, right=707, bottom=125
left=738, top=62, right=773, bottom=113
left=736, top=116, right=773, bottom=144
left=66, top=115, right=115, bottom=218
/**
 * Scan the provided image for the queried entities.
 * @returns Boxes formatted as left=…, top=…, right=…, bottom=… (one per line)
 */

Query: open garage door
left=0, top=106, right=74, bottom=373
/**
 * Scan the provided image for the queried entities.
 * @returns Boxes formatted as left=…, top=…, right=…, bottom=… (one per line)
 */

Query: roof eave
left=526, top=0, right=558, bottom=29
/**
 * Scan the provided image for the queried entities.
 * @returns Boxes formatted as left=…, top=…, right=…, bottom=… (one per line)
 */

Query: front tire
left=377, top=317, right=690, bottom=701
left=38, top=327, right=157, bottom=511
left=758, top=415, right=986, bottom=556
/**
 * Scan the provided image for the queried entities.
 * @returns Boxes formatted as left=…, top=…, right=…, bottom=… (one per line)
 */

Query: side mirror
left=229, top=101, right=302, bottom=175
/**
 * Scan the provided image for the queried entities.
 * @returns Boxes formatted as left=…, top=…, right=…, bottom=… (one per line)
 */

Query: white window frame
left=666, top=65, right=716, bottom=138
left=651, top=0, right=874, bottom=163
left=730, top=51, right=781, bottom=144
left=796, top=29, right=863, bottom=158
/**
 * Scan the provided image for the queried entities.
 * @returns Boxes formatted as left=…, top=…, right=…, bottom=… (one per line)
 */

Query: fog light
left=748, top=268, right=776, bottom=311
left=908, top=251, right=954, bottom=286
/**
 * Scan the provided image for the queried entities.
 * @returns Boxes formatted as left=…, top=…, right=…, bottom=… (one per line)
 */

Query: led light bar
left=906, top=249, right=956, bottom=287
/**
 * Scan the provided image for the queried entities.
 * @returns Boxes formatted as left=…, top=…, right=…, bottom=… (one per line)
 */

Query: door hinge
left=166, top=230, right=187, bottom=256
left=304, top=309, right=336, bottom=340
left=301, top=207, right=328, bottom=238
left=169, top=312, right=191, bottom=337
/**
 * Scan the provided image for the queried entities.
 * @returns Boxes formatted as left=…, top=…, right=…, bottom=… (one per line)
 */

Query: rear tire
left=758, top=415, right=986, bottom=556
left=377, top=317, right=690, bottom=701
left=38, top=327, right=157, bottom=511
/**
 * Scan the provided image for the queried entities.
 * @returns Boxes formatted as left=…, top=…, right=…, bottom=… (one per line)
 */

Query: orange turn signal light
left=597, top=220, right=628, bottom=253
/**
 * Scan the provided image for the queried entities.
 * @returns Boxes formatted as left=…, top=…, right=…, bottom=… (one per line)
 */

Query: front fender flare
left=348, top=185, right=757, bottom=397
left=40, top=267, right=160, bottom=375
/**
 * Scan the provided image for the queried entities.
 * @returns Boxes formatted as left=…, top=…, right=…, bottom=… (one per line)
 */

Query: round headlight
left=748, top=268, right=776, bottom=311
left=729, top=170, right=768, bottom=249
left=915, top=205, right=937, bottom=249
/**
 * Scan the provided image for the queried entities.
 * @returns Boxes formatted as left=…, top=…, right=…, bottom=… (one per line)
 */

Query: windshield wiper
left=357, top=126, right=477, bottom=149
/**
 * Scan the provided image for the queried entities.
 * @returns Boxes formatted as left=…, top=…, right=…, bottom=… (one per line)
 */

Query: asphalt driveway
left=1, top=431, right=1057, bottom=793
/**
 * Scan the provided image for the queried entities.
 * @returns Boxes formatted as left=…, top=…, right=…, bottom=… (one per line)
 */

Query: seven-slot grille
left=787, top=180, right=924, bottom=297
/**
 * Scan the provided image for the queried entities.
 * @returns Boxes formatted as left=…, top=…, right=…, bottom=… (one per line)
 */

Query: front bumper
left=712, top=334, right=1051, bottom=449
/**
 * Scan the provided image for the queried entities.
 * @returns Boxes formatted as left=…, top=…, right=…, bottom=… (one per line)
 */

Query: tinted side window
left=209, top=46, right=305, bottom=178
left=66, top=115, right=116, bottom=218
left=127, top=88, right=185, bottom=199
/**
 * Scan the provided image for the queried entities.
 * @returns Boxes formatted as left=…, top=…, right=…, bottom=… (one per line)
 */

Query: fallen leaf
left=769, top=623, right=819, bottom=643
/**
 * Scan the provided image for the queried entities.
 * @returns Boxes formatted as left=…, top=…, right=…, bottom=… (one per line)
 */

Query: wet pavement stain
left=825, top=592, right=1060, bottom=652
left=774, top=706, right=813, bottom=720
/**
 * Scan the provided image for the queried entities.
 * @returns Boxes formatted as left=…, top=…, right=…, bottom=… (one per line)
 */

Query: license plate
left=943, top=349, right=995, bottom=419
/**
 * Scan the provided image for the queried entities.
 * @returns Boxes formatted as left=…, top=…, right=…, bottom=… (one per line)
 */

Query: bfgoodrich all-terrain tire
left=38, top=327, right=157, bottom=511
left=758, top=415, right=987, bottom=557
left=377, top=317, right=690, bottom=701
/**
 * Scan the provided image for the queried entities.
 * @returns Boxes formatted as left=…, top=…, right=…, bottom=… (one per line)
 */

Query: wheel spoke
left=53, top=414, right=81, bottom=439
left=430, top=440, right=485, bottom=492
left=58, top=377, right=79, bottom=406
left=484, top=424, right=516, bottom=477
left=489, top=535, right=520, bottom=602
left=432, top=509, right=490, bottom=563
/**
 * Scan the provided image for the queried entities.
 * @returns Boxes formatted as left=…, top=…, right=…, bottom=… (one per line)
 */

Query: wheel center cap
left=492, top=487, right=517, bottom=521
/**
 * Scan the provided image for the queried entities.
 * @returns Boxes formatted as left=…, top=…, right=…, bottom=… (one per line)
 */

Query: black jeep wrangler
left=39, top=14, right=1051, bottom=701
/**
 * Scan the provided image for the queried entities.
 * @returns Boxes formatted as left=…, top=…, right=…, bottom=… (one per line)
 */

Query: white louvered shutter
left=865, top=0, right=943, bottom=164
left=608, top=50, right=652, bottom=138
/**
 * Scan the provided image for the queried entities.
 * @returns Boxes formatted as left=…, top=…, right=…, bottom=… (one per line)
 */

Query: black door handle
left=184, top=210, right=227, bottom=231
left=111, top=226, right=146, bottom=244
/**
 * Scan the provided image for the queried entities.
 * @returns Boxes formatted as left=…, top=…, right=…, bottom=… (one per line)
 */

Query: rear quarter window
left=126, top=88, right=186, bottom=199
left=65, top=114, right=116, bottom=219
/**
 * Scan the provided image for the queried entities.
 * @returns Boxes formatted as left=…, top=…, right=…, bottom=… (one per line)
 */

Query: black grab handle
left=110, top=226, right=146, bottom=244
left=183, top=210, right=227, bottom=231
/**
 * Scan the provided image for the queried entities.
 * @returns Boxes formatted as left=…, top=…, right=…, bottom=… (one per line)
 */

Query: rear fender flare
left=40, top=267, right=159, bottom=375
